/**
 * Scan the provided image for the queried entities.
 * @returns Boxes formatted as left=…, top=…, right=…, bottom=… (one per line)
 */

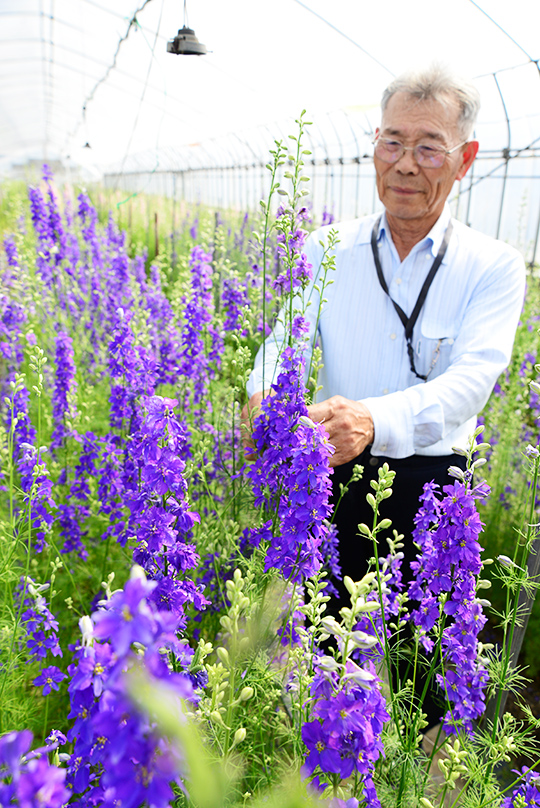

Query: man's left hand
left=307, top=395, right=374, bottom=468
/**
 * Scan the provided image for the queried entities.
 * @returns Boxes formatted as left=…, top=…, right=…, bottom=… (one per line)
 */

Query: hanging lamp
left=167, top=0, right=207, bottom=55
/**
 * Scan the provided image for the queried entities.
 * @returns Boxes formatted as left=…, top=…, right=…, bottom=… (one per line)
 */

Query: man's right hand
left=240, top=391, right=270, bottom=459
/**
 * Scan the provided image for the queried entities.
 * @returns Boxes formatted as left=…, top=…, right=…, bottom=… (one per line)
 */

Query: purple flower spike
left=246, top=346, right=333, bottom=583
left=409, top=477, right=490, bottom=733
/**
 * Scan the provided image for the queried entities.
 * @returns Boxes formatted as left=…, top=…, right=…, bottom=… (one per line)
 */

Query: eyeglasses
left=373, top=135, right=467, bottom=169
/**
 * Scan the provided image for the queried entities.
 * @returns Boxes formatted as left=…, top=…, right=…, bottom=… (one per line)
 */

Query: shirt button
left=448, top=338, right=454, bottom=345
left=390, top=333, right=396, bottom=340
left=425, top=254, right=431, bottom=260
left=395, top=277, right=402, bottom=285
left=380, top=444, right=387, bottom=452
left=369, top=456, right=379, bottom=467
left=383, top=388, right=389, bottom=394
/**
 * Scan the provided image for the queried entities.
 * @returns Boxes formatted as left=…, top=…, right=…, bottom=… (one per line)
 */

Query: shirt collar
left=368, top=204, right=452, bottom=258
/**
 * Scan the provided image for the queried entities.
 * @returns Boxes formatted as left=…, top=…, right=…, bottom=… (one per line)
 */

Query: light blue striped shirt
left=247, top=206, right=526, bottom=459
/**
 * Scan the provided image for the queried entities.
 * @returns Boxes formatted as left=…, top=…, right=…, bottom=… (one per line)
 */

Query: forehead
left=381, top=92, right=461, bottom=142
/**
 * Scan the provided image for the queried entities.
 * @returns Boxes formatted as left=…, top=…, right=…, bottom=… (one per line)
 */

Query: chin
left=385, top=203, right=426, bottom=221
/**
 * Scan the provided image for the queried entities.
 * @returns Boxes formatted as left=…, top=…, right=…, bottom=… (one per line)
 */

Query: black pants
left=330, top=447, right=467, bottom=728
left=330, top=446, right=467, bottom=602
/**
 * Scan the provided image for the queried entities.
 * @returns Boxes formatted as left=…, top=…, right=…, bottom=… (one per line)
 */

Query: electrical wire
left=291, top=0, right=395, bottom=78
left=81, top=0, right=155, bottom=112
left=115, top=12, right=163, bottom=171
left=60, top=0, right=164, bottom=155
left=80, top=0, right=167, bottom=41
left=114, top=0, right=167, bottom=198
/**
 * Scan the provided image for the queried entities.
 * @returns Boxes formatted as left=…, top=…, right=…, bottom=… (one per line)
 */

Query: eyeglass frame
left=372, top=133, right=468, bottom=168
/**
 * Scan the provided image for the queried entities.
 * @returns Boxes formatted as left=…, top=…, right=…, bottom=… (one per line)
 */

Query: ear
left=456, top=140, right=479, bottom=181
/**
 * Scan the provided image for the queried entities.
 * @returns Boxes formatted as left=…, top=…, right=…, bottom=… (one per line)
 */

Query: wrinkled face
left=374, top=92, right=477, bottom=227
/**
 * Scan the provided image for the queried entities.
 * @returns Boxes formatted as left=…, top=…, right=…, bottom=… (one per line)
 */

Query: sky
left=1, top=0, right=539, bottom=176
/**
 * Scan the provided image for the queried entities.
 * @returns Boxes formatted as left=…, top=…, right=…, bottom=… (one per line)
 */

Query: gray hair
left=381, top=64, right=481, bottom=140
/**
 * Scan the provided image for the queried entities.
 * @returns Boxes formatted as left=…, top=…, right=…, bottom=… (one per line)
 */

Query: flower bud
left=477, top=579, right=491, bottom=589
left=79, top=615, right=94, bottom=646
left=355, top=600, right=380, bottom=614
left=349, top=630, right=379, bottom=649
left=497, top=554, right=520, bottom=570
left=315, top=655, right=340, bottom=673
left=220, top=615, right=233, bottom=633
left=298, top=415, right=316, bottom=429
left=210, top=710, right=226, bottom=727
left=130, top=565, right=147, bottom=582
left=343, top=667, right=377, bottom=688
left=320, top=616, right=343, bottom=637
left=343, top=576, right=357, bottom=596
left=239, top=686, right=254, bottom=702
left=232, top=728, right=246, bottom=748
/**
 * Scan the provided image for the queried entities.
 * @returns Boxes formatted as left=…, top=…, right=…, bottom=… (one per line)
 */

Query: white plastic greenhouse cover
left=0, top=0, right=538, bottom=172
left=1, top=0, right=540, bottom=259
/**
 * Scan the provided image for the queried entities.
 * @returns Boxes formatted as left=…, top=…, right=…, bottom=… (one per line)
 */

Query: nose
left=394, top=147, right=420, bottom=174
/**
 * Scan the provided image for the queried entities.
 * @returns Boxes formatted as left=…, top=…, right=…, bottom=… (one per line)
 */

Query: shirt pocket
left=415, top=315, right=461, bottom=381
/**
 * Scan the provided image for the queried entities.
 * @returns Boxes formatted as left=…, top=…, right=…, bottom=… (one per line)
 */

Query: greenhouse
left=1, top=1, right=540, bottom=806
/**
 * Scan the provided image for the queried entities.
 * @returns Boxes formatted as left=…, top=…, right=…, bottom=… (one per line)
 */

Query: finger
left=307, top=405, right=333, bottom=433
left=306, top=401, right=328, bottom=421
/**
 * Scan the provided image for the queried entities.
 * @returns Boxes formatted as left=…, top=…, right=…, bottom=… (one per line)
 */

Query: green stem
left=42, top=695, right=50, bottom=744
left=100, top=533, right=112, bottom=590
left=487, top=454, right=539, bottom=764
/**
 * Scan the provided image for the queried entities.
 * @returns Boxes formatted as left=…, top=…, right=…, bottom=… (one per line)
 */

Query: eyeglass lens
left=375, top=140, right=446, bottom=168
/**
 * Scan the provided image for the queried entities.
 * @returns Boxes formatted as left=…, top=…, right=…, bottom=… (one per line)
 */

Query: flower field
left=2, top=128, right=540, bottom=808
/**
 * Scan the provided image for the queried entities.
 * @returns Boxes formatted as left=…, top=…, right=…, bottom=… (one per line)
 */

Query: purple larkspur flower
left=91, top=571, right=159, bottom=658
left=17, top=756, right=70, bottom=807
left=502, top=767, right=540, bottom=807
left=0, top=730, right=69, bottom=808
left=302, top=656, right=388, bottom=799
left=68, top=642, right=113, bottom=698
left=26, top=629, right=60, bottom=660
left=222, top=275, right=249, bottom=333
left=32, top=665, right=66, bottom=695
left=408, top=478, right=490, bottom=733
left=246, top=347, right=334, bottom=582
left=302, top=720, right=343, bottom=775
left=64, top=568, right=197, bottom=806
left=50, top=330, right=77, bottom=452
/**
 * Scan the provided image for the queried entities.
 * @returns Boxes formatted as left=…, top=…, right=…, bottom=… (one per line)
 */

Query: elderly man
left=243, top=65, right=526, bottom=599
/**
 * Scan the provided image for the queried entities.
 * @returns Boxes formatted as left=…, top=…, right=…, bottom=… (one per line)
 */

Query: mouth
left=389, top=186, right=420, bottom=196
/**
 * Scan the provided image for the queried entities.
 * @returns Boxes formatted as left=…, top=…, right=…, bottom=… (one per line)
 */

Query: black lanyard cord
left=370, top=216, right=453, bottom=381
